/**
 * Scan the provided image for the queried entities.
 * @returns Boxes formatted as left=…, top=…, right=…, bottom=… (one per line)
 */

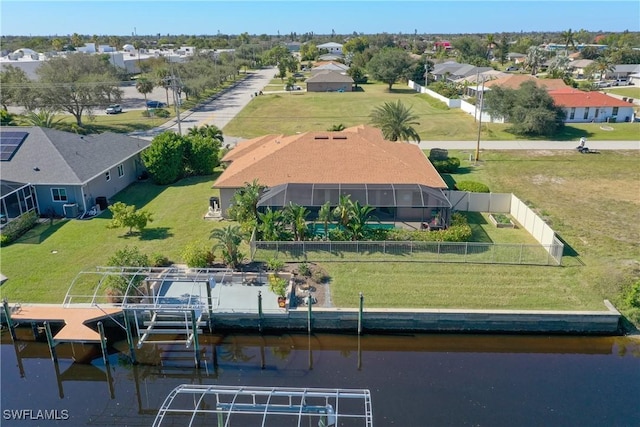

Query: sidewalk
left=418, top=140, right=640, bottom=150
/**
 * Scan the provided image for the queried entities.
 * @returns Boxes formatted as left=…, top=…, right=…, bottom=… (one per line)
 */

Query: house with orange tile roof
left=548, top=88, right=635, bottom=123
left=214, top=126, right=452, bottom=225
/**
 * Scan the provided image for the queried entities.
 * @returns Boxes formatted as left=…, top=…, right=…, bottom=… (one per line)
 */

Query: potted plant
left=269, top=275, right=288, bottom=308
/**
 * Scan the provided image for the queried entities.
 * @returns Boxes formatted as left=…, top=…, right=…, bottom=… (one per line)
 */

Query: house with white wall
left=549, top=88, right=635, bottom=123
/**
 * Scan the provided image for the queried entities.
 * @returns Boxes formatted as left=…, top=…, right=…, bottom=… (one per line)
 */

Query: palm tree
left=525, top=46, right=546, bottom=75
left=283, top=202, right=309, bottom=241
left=228, top=179, right=265, bottom=230
left=136, top=77, right=154, bottom=111
left=593, top=56, right=615, bottom=82
left=344, top=201, right=376, bottom=241
left=23, top=109, right=62, bottom=129
left=369, top=100, right=421, bottom=143
left=486, top=34, right=496, bottom=59
left=188, top=124, right=224, bottom=144
left=210, top=225, right=244, bottom=269
left=333, top=195, right=352, bottom=230
left=327, top=123, right=345, bottom=131
left=257, top=208, right=285, bottom=241
left=317, top=202, right=332, bottom=240
left=560, top=29, right=576, bottom=55
left=155, top=68, right=171, bottom=106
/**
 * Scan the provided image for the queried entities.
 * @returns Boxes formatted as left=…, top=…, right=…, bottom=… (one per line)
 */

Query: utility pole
left=474, top=76, right=485, bottom=164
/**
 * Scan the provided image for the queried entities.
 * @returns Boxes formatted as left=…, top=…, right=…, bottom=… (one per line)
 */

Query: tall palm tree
left=369, top=100, right=421, bottom=143
left=486, top=34, right=496, bottom=59
left=560, top=29, right=576, bottom=55
left=136, top=77, right=154, bottom=111
left=210, top=225, right=244, bottom=269
left=317, top=202, right=332, bottom=240
left=155, top=68, right=171, bottom=106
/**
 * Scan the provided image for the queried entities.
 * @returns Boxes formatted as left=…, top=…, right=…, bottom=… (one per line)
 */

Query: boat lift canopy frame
left=153, top=385, right=373, bottom=427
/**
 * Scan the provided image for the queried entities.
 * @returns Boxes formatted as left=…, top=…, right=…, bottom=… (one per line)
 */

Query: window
left=583, top=107, right=589, bottom=120
left=612, top=107, right=619, bottom=116
left=105, top=171, right=111, bottom=181
left=569, top=108, right=575, bottom=120
left=51, top=188, right=67, bottom=202
left=117, top=164, right=124, bottom=178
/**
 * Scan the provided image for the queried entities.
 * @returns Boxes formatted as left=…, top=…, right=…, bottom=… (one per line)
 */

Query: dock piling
left=123, top=312, right=137, bottom=364
left=43, top=321, right=57, bottom=362
left=358, top=292, right=364, bottom=335
left=2, top=298, right=17, bottom=341
left=258, top=291, right=263, bottom=333
left=97, top=321, right=109, bottom=366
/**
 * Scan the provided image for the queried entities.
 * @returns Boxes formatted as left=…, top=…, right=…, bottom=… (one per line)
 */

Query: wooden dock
left=10, top=305, right=122, bottom=343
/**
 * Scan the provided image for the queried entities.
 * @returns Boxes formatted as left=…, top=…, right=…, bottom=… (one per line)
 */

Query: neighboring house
left=628, top=73, right=640, bottom=86
left=433, top=41, right=452, bottom=51
left=468, top=74, right=568, bottom=98
left=0, top=127, right=150, bottom=220
left=507, top=53, right=526, bottom=64
left=317, top=42, right=343, bottom=56
left=568, top=59, right=594, bottom=78
left=431, top=61, right=493, bottom=82
left=312, top=61, right=349, bottom=74
left=306, top=70, right=354, bottom=92
left=214, top=126, right=451, bottom=225
left=607, top=64, right=640, bottom=80
left=284, top=42, right=302, bottom=53
left=549, top=88, right=635, bottom=123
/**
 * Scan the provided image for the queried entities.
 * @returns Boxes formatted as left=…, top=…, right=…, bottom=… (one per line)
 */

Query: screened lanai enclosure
left=0, top=181, right=38, bottom=226
left=257, top=183, right=452, bottom=229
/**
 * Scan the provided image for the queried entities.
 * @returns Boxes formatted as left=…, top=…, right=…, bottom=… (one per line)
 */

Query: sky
left=1, top=0, right=639, bottom=37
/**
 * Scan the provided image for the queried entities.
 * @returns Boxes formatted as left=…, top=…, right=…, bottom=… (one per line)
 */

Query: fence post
left=358, top=292, right=364, bottom=335
left=307, top=294, right=312, bottom=334
left=258, top=291, right=263, bottom=333
left=465, top=242, right=468, bottom=263
left=519, top=244, right=524, bottom=264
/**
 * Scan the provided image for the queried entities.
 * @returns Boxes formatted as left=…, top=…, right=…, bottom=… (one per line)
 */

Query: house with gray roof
left=0, top=127, right=150, bottom=220
left=430, top=61, right=493, bottom=82
left=306, top=70, right=354, bottom=92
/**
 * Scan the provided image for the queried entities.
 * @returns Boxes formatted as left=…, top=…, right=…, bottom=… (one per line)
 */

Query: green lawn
left=603, top=87, right=640, bottom=99
left=223, top=81, right=640, bottom=140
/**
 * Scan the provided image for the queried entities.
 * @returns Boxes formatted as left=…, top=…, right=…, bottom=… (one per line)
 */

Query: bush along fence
left=250, top=192, right=564, bottom=266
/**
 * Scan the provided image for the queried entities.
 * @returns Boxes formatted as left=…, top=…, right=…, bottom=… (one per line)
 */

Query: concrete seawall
left=210, top=300, right=622, bottom=335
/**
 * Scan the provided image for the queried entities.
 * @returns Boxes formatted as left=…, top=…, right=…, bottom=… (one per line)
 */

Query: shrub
left=0, top=211, right=39, bottom=246
left=456, top=180, right=490, bottom=193
left=298, top=262, right=312, bottom=277
left=624, top=280, right=640, bottom=308
left=431, top=157, right=461, bottom=173
left=150, top=252, right=171, bottom=267
left=181, top=241, right=215, bottom=268
left=428, top=148, right=449, bottom=161
left=268, top=275, right=288, bottom=297
left=105, top=246, right=150, bottom=296
left=266, top=257, right=285, bottom=272
left=386, top=213, right=471, bottom=242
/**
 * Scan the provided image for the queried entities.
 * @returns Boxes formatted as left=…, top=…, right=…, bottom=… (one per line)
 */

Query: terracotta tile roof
left=215, top=126, right=447, bottom=189
left=549, top=89, right=633, bottom=108
left=484, top=75, right=568, bottom=91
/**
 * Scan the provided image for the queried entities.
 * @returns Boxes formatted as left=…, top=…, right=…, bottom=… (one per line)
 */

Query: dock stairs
left=137, top=310, right=206, bottom=349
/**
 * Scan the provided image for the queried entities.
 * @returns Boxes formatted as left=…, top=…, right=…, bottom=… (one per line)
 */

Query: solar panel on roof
left=0, top=131, right=28, bottom=161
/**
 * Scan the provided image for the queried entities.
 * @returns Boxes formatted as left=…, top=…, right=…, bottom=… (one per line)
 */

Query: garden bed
left=488, top=213, right=515, bottom=228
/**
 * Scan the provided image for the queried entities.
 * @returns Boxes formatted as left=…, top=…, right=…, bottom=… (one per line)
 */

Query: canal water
left=1, top=330, right=639, bottom=426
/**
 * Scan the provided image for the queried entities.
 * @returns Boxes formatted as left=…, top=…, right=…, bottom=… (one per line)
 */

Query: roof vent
left=332, top=135, right=347, bottom=140
left=314, top=135, right=329, bottom=140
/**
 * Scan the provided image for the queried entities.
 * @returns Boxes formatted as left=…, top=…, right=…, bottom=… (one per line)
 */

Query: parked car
left=613, top=79, right=629, bottom=86
left=284, top=85, right=303, bottom=91
left=105, top=104, right=122, bottom=114
left=506, top=66, right=519, bottom=72
left=146, top=100, right=167, bottom=108
left=595, top=81, right=612, bottom=88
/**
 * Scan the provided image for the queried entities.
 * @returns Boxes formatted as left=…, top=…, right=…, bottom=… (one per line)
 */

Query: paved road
left=130, top=68, right=275, bottom=143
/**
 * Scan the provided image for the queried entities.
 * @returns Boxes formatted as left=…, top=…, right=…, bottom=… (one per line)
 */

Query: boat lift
left=153, top=385, right=373, bottom=427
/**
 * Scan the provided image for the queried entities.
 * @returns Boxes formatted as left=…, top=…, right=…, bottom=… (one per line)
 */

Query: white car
left=105, top=104, right=122, bottom=114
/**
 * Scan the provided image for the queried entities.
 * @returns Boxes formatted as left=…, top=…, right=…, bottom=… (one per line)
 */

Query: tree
left=184, top=133, right=220, bottom=176
left=592, top=56, right=615, bottom=81
left=560, top=29, right=576, bottom=55
left=485, top=34, right=496, bottom=59
left=105, top=246, right=150, bottom=297
left=343, top=37, right=369, bottom=55
left=283, top=202, right=309, bottom=241
left=369, top=100, right=421, bottom=143
left=23, top=109, right=63, bottom=129
left=227, top=179, right=265, bottom=233
left=107, top=202, right=153, bottom=235
left=333, top=195, right=353, bottom=229
left=367, top=47, right=413, bottom=90
left=155, top=68, right=171, bottom=106
left=211, top=225, right=244, bottom=269
left=347, top=66, right=367, bottom=88
left=36, top=54, right=122, bottom=125
left=0, top=65, right=37, bottom=111
left=498, top=35, right=509, bottom=65
left=257, top=208, right=286, bottom=241
left=141, top=131, right=187, bottom=184
left=525, top=46, right=546, bottom=75
left=483, top=81, right=565, bottom=137
left=344, top=201, right=376, bottom=241
left=136, top=77, right=154, bottom=110
left=317, top=202, right=332, bottom=240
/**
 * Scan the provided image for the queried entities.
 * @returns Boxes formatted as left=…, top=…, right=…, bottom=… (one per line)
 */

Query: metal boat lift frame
left=153, top=385, right=373, bottom=427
